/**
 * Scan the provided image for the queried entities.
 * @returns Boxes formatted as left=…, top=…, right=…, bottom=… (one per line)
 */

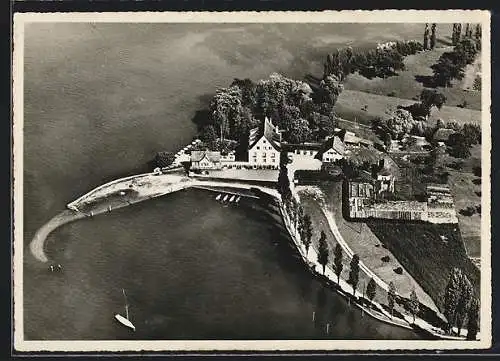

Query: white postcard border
left=13, top=10, right=492, bottom=352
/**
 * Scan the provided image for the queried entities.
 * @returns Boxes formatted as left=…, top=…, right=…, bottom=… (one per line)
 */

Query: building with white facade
left=321, top=136, right=345, bottom=162
left=248, top=117, right=282, bottom=169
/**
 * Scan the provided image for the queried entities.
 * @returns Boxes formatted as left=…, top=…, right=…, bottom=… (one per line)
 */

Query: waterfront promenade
left=29, top=171, right=280, bottom=264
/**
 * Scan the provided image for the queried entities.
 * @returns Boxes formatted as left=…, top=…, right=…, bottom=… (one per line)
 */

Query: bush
left=393, top=267, right=403, bottom=275
left=381, top=255, right=391, bottom=263
left=387, top=91, right=397, bottom=97
left=154, top=151, right=176, bottom=168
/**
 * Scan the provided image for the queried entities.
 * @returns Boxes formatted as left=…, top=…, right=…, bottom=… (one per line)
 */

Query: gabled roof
left=191, top=151, right=221, bottom=163
left=248, top=117, right=281, bottom=151
left=324, top=136, right=346, bottom=155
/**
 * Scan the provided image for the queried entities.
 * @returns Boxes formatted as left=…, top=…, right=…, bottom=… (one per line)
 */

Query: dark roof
left=433, top=128, right=456, bottom=142
left=191, top=151, right=221, bottom=163
left=324, top=136, right=345, bottom=155
left=281, top=142, right=323, bottom=152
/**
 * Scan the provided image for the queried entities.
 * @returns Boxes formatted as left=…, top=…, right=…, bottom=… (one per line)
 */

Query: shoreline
left=29, top=171, right=470, bottom=340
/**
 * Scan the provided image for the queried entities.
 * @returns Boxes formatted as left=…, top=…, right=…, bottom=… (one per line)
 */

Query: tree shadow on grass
left=414, top=75, right=438, bottom=88
left=437, top=36, right=453, bottom=47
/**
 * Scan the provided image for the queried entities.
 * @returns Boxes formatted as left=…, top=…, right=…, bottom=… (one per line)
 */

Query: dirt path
left=461, top=56, right=481, bottom=92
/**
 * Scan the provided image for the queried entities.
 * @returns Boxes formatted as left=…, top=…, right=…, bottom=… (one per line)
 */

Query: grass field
left=435, top=144, right=482, bottom=257
left=335, top=90, right=482, bottom=127
left=343, top=47, right=481, bottom=111
left=365, top=221, right=480, bottom=312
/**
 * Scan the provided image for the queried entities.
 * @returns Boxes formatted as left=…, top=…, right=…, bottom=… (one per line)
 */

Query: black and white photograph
left=13, top=10, right=491, bottom=352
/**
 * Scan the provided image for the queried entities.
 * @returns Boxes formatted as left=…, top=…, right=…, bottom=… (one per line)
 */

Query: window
left=272, top=159, right=275, bottom=163
left=257, top=146, right=260, bottom=150
left=263, top=158, right=266, bottom=163
left=271, top=153, right=275, bottom=158
left=263, top=139, right=266, bottom=143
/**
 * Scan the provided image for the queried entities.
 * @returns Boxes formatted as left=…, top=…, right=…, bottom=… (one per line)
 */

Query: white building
left=321, top=136, right=345, bottom=162
left=248, top=117, right=282, bottom=168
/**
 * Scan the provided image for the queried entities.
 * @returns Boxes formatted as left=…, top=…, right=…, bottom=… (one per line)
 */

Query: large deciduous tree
left=385, top=109, right=415, bottom=140
left=420, top=89, right=447, bottom=117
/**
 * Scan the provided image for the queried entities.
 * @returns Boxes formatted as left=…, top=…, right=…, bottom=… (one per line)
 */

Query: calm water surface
left=23, top=23, right=425, bottom=340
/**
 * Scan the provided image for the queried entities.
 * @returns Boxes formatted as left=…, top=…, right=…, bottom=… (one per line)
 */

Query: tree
left=455, top=38, right=478, bottom=65
left=388, top=281, right=396, bottom=318
left=455, top=272, right=473, bottom=335
left=420, top=89, right=447, bottom=116
left=452, top=23, right=458, bottom=45
left=474, top=24, right=482, bottom=50
left=466, top=297, right=479, bottom=340
left=154, top=151, right=176, bottom=168
left=319, top=75, right=343, bottom=105
left=409, top=288, right=420, bottom=323
left=277, top=165, right=292, bottom=202
left=457, top=23, right=462, bottom=42
left=366, top=278, right=377, bottom=304
left=448, top=133, right=471, bottom=158
left=431, top=52, right=465, bottom=87
left=462, top=124, right=481, bottom=145
left=301, top=214, right=313, bottom=254
left=209, top=85, right=243, bottom=140
left=317, top=231, right=329, bottom=274
left=333, top=243, right=343, bottom=283
left=430, top=23, right=437, bottom=50
left=444, top=268, right=464, bottom=333
left=385, top=109, right=415, bottom=140
left=423, top=23, right=429, bottom=50
left=465, top=23, right=471, bottom=38
left=348, top=254, right=360, bottom=296
left=286, top=118, right=312, bottom=144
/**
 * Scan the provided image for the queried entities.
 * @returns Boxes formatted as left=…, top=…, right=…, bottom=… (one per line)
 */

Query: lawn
left=334, top=90, right=482, bottom=128
left=343, top=47, right=481, bottom=111
left=365, top=221, right=480, bottom=312
left=436, top=144, right=482, bottom=257
left=310, top=182, right=442, bottom=316
left=297, top=186, right=389, bottom=309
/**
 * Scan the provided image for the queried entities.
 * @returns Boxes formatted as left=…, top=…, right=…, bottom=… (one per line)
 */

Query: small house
left=190, top=151, right=222, bottom=170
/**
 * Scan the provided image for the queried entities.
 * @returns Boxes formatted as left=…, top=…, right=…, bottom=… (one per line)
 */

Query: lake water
left=22, top=23, right=425, bottom=340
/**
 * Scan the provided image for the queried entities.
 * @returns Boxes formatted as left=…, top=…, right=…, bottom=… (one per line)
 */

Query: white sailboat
left=114, top=289, right=136, bottom=331
left=223, top=194, right=229, bottom=202
left=236, top=196, right=241, bottom=203
left=229, top=195, right=236, bottom=202
left=216, top=194, right=222, bottom=201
